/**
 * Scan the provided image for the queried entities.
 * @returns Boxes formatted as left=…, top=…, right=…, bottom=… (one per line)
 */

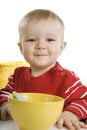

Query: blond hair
left=19, top=9, right=64, bottom=41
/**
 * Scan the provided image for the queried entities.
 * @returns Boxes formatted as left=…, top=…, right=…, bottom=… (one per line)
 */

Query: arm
left=57, top=71, right=87, bottom=129
left=0, top=66, right=28, bottom=120
left=0, top=74, right=14, bottom=120
left=64, top=79, right=87, bottom=119
left=0, top=74, right=14, bottom=104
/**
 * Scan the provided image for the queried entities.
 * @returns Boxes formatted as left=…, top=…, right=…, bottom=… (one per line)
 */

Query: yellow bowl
left=8, top=93, right=64, bottom=130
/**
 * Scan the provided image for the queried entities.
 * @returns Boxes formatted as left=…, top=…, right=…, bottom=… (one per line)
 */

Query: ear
left=59, top=41, right=67, bottom=54
left=61, top=41, right=66, bottom=50
left=18, top=42, right=23, bottom=54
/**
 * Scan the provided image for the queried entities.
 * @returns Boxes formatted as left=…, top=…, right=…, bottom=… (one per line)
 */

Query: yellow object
left=0, top=61, right=29, bottom=89
left=8, top=93, right=64, bottom=130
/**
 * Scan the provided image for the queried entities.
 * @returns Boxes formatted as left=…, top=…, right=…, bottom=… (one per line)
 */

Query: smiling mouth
left=34, top=52, right=48, bottom=56
left=35, top=54, right=48, bottom=56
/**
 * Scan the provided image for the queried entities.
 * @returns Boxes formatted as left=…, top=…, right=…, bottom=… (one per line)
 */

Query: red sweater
left=0, top=62, right=87, bottom=119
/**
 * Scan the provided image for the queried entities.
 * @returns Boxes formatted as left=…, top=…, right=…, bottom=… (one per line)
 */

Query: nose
left=35, top=40, right=46, bottom=50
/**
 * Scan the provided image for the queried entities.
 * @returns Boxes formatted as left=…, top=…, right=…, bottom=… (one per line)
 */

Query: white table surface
left=0, top=120, right=67, bottom=130
left=0, top=120, right=85, bottom=130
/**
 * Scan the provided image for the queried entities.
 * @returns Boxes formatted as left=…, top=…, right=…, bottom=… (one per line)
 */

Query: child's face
left=18, top=19, right=66, bottom=69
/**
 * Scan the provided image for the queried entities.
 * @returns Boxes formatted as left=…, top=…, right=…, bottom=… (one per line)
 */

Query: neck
left=30, top=63, right=55, bottom=77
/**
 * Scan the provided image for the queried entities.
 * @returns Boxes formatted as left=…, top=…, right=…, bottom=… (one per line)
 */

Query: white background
left=0, top=0, right=87, bottom=85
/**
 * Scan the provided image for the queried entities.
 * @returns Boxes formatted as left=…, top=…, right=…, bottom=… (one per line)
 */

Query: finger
left=57, top=118, right=64, bottom=129
left=7, top=110, right=13, bottom=120
left=7, top=108, right=11, bottom=115
left=79, top=121, right=87, bottom=128
left=71, top=120, right=80, bottom=130
left=1, top=110, right=7, bottom=121
left=64, top=119, right=75, bottom=130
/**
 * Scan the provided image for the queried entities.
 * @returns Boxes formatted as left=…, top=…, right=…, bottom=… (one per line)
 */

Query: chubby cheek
left=22, top=47, right=33, bottom=59
left=50, top=46, right=61, bottom=56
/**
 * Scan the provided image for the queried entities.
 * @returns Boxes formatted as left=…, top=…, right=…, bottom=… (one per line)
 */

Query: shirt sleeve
left=0, top=74, right=14, bottom=104
left=0, top=66, right=29, bottom=104
left=63, top=71, right=87, bottom=119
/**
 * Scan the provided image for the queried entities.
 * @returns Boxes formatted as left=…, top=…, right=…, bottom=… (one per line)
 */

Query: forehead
left=19, top=18, right=64, bottom=42
left=25, top=17, right=62, bottom=26
left=24, top=19, right=63, bottom=35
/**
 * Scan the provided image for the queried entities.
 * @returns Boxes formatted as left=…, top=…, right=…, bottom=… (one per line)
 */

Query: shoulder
left=13, top=66, right=30, bottom=76
left=56, top=62, right=79, bottom=79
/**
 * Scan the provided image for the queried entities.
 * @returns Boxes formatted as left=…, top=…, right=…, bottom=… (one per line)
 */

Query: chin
left=34, top=62, right=55, bottom=69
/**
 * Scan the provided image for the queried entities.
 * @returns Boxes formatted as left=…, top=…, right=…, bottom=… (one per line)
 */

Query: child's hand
left=57, top=111, right=87, bottom=130
left=0, top=102, right=12, bottom=120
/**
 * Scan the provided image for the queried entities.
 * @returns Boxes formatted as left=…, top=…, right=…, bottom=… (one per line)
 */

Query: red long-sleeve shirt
left=0, top=62, right=87, bottom=119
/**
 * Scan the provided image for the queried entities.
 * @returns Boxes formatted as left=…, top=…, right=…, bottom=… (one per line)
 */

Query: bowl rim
left=8, top=92, right=64, bottom=104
